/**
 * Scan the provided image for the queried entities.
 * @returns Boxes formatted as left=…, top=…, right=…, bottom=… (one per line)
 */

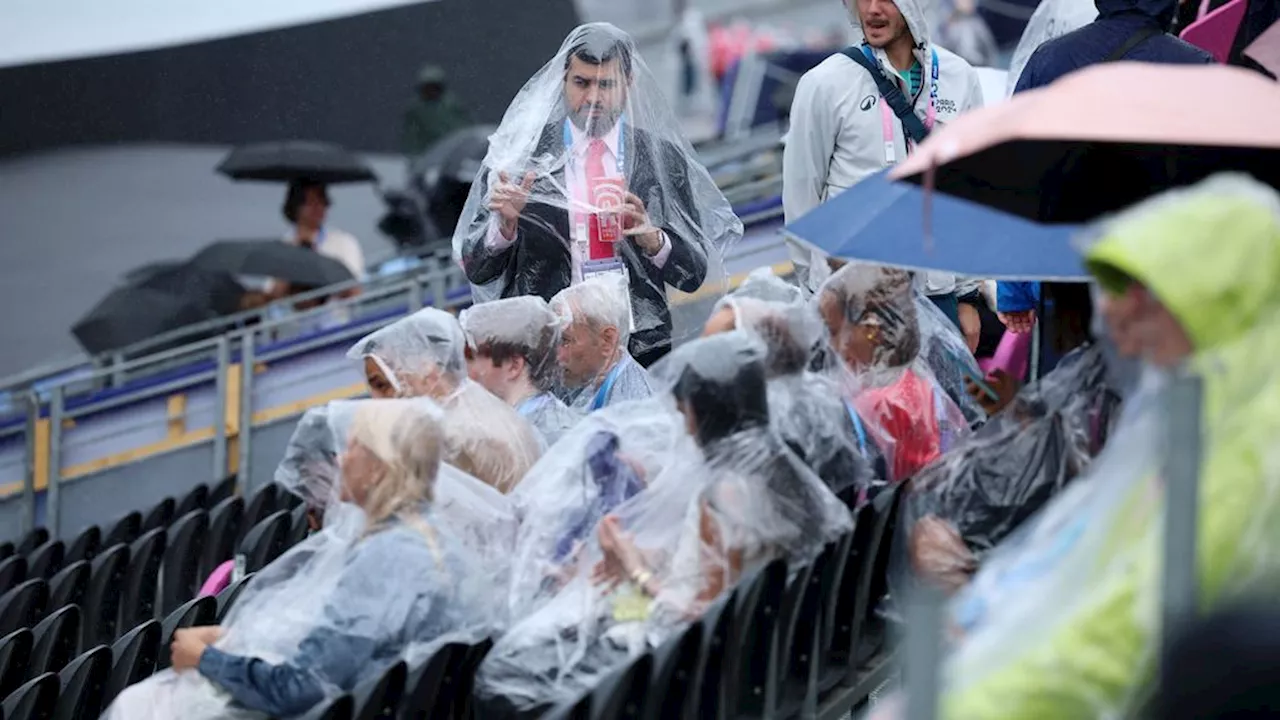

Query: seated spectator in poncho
left=460, top=296, right=583, bottom=448
left=476, top=332, right=851, bottom=716
left=551, top=274, right=654, bottom=411
left=349, top=308, right=542, bottom=493
left=819, top=265, right=969, bottom=483
left=702, top=272, right=878, bottom=497
left=105, top=398, right=493, bottom=719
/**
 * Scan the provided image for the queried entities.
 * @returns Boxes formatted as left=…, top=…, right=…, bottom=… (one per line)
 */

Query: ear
left=600, top=325, right=620, bottom=351
left=506, top=355, right=528, bottom=382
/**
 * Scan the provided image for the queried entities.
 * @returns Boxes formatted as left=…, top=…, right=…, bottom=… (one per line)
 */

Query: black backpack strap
left=1106, top=26, right=1161, bottom=61
left=840, top=45, right=931, bottom=145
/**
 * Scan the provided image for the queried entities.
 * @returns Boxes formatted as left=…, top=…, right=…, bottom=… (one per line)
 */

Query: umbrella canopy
left=890, top=63, right=1280, bottom=222
left=123, top=261, right=247, bottom=316
left=216, top=140, right=377, bottom=184
left=189, top=239, right=355, bottom=289
left=784, top=170, right=1087, bottom=280
left=411, top=124, right=496, bottom=186
left=72, top=285, right=220, bottom=355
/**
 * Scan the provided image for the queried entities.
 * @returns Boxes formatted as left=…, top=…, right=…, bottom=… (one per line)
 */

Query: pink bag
left=978, top=329, right=1031, bottom=380
left=198, top=560, right=235, bottom=598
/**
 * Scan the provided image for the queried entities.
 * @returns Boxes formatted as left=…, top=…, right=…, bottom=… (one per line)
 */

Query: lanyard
left=843, top=401, right=869, bottom=455
left=873, top=48, right=939, bottom=165
left=591, top=361, right=626, bottom=411
left=563, top=118, right=626, bottom=174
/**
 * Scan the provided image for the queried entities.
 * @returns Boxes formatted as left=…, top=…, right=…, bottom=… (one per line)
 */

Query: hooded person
left=996, top=0, right=1213, bottom=370
left=348, top=308, right=542, bottom=493
left=104, top=398, right=495, bottom=719
left=459, top=295, right=583, bottom=447
left=781, top=0, right=984, bottom=304
left=198, top=406, right=340, bottom=599
left=453, top=22, right=743, bottom=368
left=550, top=273, right=655, bottom=411
left=402, top=64, right=471, bottom=158
left=476, top=333, right=852, bottom=716
left=818, top=265, right=971, bottom=483
left=898, top=330, right=1126, bottom=595
left=1004, top=0, right=1098, bottom=96
left=877, top=174, right=1280, bottom=720
left=702, top=273, right=879, bottom=497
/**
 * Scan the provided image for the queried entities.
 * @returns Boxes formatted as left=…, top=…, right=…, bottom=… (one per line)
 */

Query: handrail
left=0, top=199, right=787, bottom=402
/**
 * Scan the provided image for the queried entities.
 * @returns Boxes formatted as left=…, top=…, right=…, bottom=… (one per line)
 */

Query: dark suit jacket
left=460, top=123, right=709, bottom=354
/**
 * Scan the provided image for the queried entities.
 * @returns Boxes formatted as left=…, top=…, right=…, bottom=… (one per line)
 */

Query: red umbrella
left=890, top=62, right=1280, bottom=222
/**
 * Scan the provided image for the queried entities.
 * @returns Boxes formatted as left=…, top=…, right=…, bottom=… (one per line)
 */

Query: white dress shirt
left=486, top=120, right=671, bottom=284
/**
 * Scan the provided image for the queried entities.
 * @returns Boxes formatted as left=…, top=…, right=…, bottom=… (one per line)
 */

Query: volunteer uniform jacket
left=782, top=0, right=984, bottom=295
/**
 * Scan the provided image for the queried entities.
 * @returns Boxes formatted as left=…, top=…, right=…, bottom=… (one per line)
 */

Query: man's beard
left=570, top=106, right=622, bottom=137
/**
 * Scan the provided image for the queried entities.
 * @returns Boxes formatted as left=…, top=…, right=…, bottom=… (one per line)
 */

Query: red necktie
left=585, top=139, right=614, bottom=261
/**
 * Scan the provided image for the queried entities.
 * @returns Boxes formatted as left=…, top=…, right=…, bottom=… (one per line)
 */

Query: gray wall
left=0, top=0, right=579, bottom=157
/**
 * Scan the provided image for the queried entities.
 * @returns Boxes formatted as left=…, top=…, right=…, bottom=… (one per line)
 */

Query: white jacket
left=782, top=0, right=984, bottom=296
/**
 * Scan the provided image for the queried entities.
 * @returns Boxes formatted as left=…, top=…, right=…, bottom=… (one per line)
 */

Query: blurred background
left=0, top=0, right=1031, bottom=378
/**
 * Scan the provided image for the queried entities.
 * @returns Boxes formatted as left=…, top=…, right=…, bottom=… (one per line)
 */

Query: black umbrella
left=411, top=125, right=496, bottom=186
left=216, top=141, right=377, bottom=184
left=72, top=286, right=220, bottom=356
left=123, top=262, right=247, bottom=316
left=189, top=239, right=355, bottom=289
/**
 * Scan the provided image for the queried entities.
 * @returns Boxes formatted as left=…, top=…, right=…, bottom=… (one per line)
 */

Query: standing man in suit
left=456, top=23, right=742, bottom=368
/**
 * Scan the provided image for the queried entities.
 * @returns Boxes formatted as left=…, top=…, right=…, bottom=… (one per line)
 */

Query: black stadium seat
left=643, top=619, right=703, bottom=720
left=64, top=525, right=101, bottom=566
left=16, top=527, right=49, bottom=557
left=398, top=643, right=460, bottom=719
left=201, top=496, right=244, bottom=580
left=161, top=510, right=209, bottom=616
left=175, top=483, right=209, bottom=518
left=0, top=579, right=49, bottom=637
left=103, top=620, right=160, bottom=709
left=26, top=540, right=65, bottom=581
left=239, top=511, right=290, bottom=574
left=239, top=485, right=280, bottom=545
left=55, top=645, right=112, bottom=720
left=2, top=672, right=59, bottom=720
left=83, top=544, right=130, bottom=651
left=0, top=629, right=33, bottom=699
left=103, top=512, right=142, bottom=549
left=156, top=596, right=217, bottom=671
left=46, top=562, right=90, bottom=619
left=140, top=497, right=176, bottom=535
left=0, top=555, right=26, bottom=596
left=30, top=604, right=81, bottom=679
left=208, top=474, right=237, bottom=507
left=215, top=573, right=255, bottom=622
left=351, top=660, right=406, bottom=720
left=118, top=529, right=166, bottom=631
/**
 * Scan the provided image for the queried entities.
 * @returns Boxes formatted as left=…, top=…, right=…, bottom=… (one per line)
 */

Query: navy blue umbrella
left=784, top=169, right=1088, bottom=280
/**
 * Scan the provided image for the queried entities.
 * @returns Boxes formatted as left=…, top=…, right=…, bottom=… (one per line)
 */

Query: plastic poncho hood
left=274, top=406, right=338, bottom=513
left=452, top=22, right=742, bottom=358
left=348, top=309, right=543, bottom=493
left=1005, top=0, right=1098, bottom=95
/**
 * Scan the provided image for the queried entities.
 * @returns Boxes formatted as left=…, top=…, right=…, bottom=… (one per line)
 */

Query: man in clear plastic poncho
left=459, top=295, right=583, bottom=448
left=476, top=332, right=852, bottom=716
left=452, top=22, right=743, bottom=368
left=550, top=273, right=654, bottom=411
left=818, top=264, right=974, bottom=483
left=105, top=398, right=495, bottom=719
left=348, top=307, right=542, bottom=493
left=901, top=283, right=1129, bottom=594
left=892, top=174, right=1280, bottom=720
left=702, top=270, right=879, bottom=497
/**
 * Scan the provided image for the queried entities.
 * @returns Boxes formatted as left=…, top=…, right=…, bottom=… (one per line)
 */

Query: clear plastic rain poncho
left=870, top=174, right=1280, bottom=720
left=348, top=307, right=543, bottom=493
left=451, top=22, right=744, bottom=360
left=458, top=295, right=584, bottom=448
left=895, top=341, right=1124, bottom=594
left=274, top=405, right=339, bottom=514
left=1005, top=0, right=1097, bottom=95
left=817, top=265, right=973, bottom=484
left=550, top=273, right=655, bottom=411
left=476, top=332, right=852, bottom=714
left=104, top=398, right=497, bottom=720
left=706, top=271, right=879, bottom=497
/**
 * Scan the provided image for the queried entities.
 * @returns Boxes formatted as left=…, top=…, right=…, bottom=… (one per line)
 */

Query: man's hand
left=997, top=309, right=1036, bottom=334
left=488, top=170, right=535, bottom=241
left=620, top=192, right=662, bottom=256
left=966, top=368, right=1020, bottom=415
left=171, top=626, right=221, bottom=671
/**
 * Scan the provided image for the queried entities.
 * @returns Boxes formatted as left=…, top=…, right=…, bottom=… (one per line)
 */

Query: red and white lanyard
left=879, top=48, right=940, bottom=165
